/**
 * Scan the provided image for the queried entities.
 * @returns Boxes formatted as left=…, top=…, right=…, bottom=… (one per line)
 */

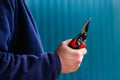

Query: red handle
left=69, top=40, right=77, bottom=49
left=78, top=43, right=86, bottom=49
left=69, top=40, right=86, bottom=49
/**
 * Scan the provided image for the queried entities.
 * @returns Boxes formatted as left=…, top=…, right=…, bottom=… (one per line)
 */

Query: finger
left=81, top=56, right=84, bottom=61
left=71, top=64, right=81, bottom=72
left=62, top=39, right=72, bottom=44
left=79, top=48, right=87, bottom=55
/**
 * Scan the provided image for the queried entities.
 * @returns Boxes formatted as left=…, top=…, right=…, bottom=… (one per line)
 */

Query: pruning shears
left=69, top=18, right=91, bottom=49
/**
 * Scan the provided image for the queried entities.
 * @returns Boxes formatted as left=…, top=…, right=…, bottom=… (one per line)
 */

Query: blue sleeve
left=0, top=0, right=61, bottom=80
left=0, top=52, right=61, bottom=80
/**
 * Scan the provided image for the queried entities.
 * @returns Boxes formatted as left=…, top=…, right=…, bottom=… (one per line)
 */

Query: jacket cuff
left=48, top=52, right=61, bottom=78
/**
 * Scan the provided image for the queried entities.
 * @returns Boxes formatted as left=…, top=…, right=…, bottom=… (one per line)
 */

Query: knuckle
left=81, top=48, right=87, bottom=54
left=73, top=64, right=80, bottom=72
left=73, top=52, right=82, bottom=58
left=76, top=59, right=82, bottom=64
left=78, top=50, right=83, bottom=55
left=60, top=42, right=64, bottom=46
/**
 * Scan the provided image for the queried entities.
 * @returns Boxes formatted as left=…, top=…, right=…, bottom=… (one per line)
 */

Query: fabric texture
left=0, top=0, right=61, bottom=80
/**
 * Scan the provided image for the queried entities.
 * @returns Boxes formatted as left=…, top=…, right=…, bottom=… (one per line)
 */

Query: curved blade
left=81, top=17, right=91, bottom=34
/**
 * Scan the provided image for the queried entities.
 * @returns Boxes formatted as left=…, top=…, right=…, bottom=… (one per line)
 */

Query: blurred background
left=26, top=0, right=120, bottom=80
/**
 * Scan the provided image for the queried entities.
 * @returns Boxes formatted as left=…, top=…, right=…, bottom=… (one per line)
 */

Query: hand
left=56, top=39, right=87, bottom=73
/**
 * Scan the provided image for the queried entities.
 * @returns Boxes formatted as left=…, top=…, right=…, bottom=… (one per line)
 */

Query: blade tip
left=89, top=17, right=92, bottom=20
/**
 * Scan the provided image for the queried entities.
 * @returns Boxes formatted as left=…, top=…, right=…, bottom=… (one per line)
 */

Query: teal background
left=26, top=0, right=120, bottom=80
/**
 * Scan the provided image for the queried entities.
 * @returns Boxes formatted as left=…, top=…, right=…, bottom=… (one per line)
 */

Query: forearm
left=0, top=51, right=61, bottom=80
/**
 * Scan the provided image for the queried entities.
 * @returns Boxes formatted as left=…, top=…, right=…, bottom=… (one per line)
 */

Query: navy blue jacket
left=0, top=0, right=61, bottom=80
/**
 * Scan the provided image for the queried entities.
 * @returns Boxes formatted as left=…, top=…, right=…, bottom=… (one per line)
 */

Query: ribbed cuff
left=48, top=52, right=61, bottom=79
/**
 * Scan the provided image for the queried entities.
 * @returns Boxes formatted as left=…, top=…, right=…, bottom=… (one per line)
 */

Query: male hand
left=56, top=39, right=87, bottom=73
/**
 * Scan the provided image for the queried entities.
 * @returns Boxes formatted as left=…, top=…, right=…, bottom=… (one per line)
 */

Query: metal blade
left=80, top=17, right=91, bottom=34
